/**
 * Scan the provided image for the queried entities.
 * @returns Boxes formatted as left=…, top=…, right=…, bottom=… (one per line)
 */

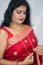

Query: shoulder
left=25, top=25, right=33, bottom=31
left=0, top=27, right=8, bottom=38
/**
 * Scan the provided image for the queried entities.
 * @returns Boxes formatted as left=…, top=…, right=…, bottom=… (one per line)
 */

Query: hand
left=18, top=53, right=34, bottom=65
left=33, top=45, right=43, bottom=55
left=24, top=53, right=34, bottom=65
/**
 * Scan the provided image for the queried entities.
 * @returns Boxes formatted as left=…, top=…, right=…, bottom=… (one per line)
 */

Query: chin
left=18, top=21, right=24, bottom=24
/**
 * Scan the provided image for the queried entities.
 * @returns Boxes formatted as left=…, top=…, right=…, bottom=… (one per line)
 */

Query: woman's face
left=11, top=5, right=27, bottom=24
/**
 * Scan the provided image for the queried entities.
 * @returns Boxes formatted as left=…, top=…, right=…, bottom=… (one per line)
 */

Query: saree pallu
left=0, top=25, right=43, bottom=65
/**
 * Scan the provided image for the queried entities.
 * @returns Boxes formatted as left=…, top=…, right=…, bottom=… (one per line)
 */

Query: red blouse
left=0, top=25, right=43, bottom=65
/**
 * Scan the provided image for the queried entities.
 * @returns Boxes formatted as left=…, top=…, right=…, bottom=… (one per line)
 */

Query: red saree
left=0, top=25, right=43, bottom=65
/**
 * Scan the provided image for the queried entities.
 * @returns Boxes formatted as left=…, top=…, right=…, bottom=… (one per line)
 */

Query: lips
left=19, top=19, right=24, bottom=21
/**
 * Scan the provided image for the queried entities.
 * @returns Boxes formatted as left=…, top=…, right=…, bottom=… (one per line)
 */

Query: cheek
left=24, top=15, right=26, bottom=20
left=12, top=13, right=18, bottom=20
left=25, top=15, right=26, bottom=18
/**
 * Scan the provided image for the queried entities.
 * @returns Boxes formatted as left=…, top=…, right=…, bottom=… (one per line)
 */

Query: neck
left=10, top=22, right=25, bottom=30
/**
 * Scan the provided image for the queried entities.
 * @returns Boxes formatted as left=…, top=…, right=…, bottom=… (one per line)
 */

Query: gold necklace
left=10, top=23, right=25, bottom=31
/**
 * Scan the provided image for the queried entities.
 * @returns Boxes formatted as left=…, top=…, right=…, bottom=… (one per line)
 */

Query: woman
left=0, top=0, right=43, bottom=65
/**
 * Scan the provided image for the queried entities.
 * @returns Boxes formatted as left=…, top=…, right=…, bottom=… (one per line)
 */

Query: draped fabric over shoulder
left=0, top=25, right=43, bottom=65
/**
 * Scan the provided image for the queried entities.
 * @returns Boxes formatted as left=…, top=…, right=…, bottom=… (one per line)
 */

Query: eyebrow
left=16, top=10, right=26, bottom=12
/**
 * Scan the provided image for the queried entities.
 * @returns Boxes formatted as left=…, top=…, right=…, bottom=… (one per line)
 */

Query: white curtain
left=27, top=0, right=43, bottom=45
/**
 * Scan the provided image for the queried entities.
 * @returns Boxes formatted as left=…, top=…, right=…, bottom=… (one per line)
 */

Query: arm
left=0, top=59, right=17, bottom=65
left=18, top=53, right=34, bottom=65
left=0, top=30, right=17, bottom=65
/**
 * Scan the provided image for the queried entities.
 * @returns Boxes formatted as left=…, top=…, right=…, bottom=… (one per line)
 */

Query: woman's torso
left=0, top=25, right=38, bottom=61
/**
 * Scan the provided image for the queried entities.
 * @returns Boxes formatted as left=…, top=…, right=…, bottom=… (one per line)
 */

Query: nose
left=20, top=12, right=25, bottom=18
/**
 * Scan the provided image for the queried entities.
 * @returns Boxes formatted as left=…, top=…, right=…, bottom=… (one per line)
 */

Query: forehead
left=15, top=5, right=27, bottom=11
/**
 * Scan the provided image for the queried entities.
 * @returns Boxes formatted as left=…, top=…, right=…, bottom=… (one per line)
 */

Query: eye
left=23, top=12, right=26, bottom=15
left=16, top=11, right=21, bottom=14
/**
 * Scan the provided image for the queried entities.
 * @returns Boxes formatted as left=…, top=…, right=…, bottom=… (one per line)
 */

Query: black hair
left=1, top=0, right=31, bottom=27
